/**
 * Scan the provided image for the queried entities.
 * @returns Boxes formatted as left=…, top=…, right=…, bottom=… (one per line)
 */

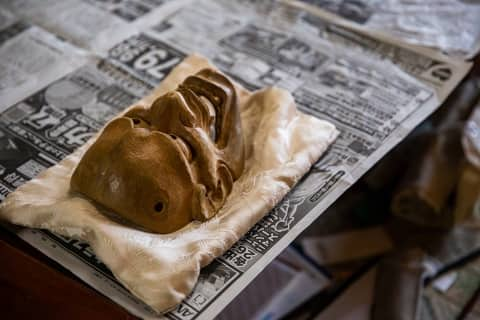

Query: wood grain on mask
left=70, top=69, right=245, bottom=233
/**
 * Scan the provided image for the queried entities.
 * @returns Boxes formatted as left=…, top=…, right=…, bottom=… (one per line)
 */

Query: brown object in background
left=463, top=101, right=480, bottom=169
left=454, top=163, right=480, bottom=222
left=392, top=127, right=464, bottom=228
left=391, top=73, right=480, bottom=228
left=373, top=248, right=432, bottom=320
left=363, top=131, right=432, bottom=192
left=392, top=79, right=480, bottom=228
left=431, top=75, right=480, bottom=130
left=71, top=68, right=245, bottom=234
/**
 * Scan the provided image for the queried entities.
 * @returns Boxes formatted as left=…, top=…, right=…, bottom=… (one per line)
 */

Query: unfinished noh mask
left=71, top=69, right=245, bottom=233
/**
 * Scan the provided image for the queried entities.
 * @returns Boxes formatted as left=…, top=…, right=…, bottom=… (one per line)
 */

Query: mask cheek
left=136, top=176, right=196, bottom=233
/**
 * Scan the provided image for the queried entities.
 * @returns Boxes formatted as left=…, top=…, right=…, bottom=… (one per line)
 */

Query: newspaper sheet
left=288, top=0, right=480, bottom=59
left=0, top=7, right=89, bottom=112
left=0, top=0, right=473, bottom=319
left=0, top=0, right=191, bottom=50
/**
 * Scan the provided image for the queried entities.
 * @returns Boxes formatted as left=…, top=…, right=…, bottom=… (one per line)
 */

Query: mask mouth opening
left=176, top=83, right=223, bottom=144
left=181, top=75, right=229, bottom=146
left=198, top=94, right=217, bottom=141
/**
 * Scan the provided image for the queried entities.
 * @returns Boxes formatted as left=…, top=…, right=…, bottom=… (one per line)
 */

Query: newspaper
left=0, top=0, right=191, bottom=50
left=217, top=246, right=330, bottom=320
left=0, top=0, right=472, bottom=319
left=288, top=0, right=480, bottom=59
left=0, top=7, right=88, bottom=112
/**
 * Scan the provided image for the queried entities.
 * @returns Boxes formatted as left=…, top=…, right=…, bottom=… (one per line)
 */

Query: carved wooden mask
left=71, top=69, right=245, bottom=233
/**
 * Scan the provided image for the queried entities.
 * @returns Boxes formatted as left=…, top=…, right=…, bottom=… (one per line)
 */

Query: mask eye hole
left=130, top=117, right=150, bottom=127
left=154, top=202, right=164, bottom=213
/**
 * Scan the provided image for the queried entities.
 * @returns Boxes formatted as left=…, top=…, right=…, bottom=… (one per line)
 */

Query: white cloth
left=0, top=54, right=338, bottom=313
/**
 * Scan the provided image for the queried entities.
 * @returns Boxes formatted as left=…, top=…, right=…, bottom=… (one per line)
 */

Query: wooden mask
left=71, top=69, right=245, bottom=233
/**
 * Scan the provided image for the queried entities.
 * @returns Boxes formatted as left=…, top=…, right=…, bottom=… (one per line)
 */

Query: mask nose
left=150, top=92, right=196, bottom=132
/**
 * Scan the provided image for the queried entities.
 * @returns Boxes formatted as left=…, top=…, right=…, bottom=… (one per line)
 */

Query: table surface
left=1, top=27, right=479, bottom=320
left=0, top=227, right=137, bottom=319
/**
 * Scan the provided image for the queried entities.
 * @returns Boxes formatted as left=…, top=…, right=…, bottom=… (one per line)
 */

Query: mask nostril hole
left=154, top=202, right=164, bottom=213
left=169, top=134, right=177, bottom=140
left=132, top=118, right=141, bottom=125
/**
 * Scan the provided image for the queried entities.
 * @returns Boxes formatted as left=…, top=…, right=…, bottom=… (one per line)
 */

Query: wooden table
left=0, top=228, right=137, bottom=319
left=1, top=55, right=479, bottom=320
